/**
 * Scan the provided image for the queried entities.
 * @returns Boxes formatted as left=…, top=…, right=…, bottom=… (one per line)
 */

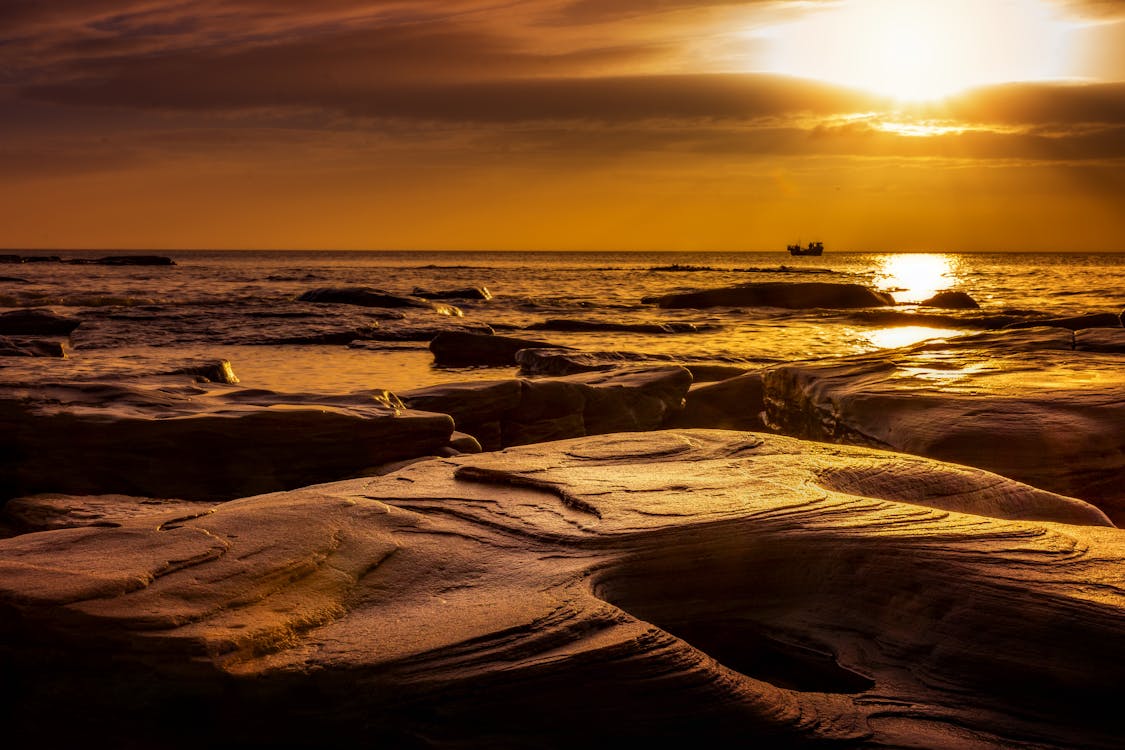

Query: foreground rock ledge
left=0, top=430, right=1120, bottom=749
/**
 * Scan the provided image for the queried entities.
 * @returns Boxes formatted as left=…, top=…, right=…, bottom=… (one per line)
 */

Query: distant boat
left=788, top=241, right=824, bottom=256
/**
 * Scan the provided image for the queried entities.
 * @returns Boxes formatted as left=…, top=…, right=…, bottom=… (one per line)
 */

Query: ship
left=787, top=241, right=824, bottom=256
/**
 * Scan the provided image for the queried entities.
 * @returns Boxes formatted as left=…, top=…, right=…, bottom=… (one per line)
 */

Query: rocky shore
left=2, top=278, right=1124, bottom=747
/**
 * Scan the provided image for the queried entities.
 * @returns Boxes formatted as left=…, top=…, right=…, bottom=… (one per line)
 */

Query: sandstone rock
left=0, top=309, right=81, bottom=336
left=761, top=328, right=1125, bottom=523
left=2, top=493, right=215, bottom=533
left=918, top=290, right=980, bottom=309
left=430, top=330, right=568, bottom=367
left=412, top=286, right=493, bottom=301
left=666, top=371, right=766, bottom=431
left=1004, top=311, right=1122, bottom=331
left=643, top=282, right=894, bottom=309
left=0, top=430, right=1119, bottom=748
left=0, top=381, right=453, bottom=502
left=400, top=366, right=691, bottom=450
left=299, top=287, right=461, bottom=316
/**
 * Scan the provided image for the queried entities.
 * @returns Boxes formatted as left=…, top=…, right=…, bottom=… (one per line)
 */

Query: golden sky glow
left=1, top=0, right=1124, bottom=251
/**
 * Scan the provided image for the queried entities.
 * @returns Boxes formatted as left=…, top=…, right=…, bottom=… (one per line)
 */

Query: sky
left=2, top=0, right=1125, bottom=251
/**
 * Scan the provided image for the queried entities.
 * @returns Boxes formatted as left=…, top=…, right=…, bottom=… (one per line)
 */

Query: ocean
left=2, top=250, right=1123, bottom=394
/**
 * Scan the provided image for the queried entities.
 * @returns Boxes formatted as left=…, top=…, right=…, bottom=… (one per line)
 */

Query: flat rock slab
left=762, top=327, right=1125, bottom=522
left=299, top=286, right=462, bottom=316
left=0, top=380, right=453, bottom=502
left=643, top=282, right=894, bottom=309
left=0, top=430, right=1120, bottom=748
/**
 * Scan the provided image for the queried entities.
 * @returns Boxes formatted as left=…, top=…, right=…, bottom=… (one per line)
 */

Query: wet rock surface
left=1004, top=311, right=1122, bottom=331
left=643, top=282, right=895, bottom=309
left=412, top=285, right=493, bottom=301
left=0, top=308, right=82, bottom=336
left=761, top=327, right=1125, bottom=523
left=918, top=290, right=979, bottom=309
left=0, top=430, right=1119, bottom=749
left=298, top=286, right=462, bottom=316
left=0, top=336, right=68, bottom=358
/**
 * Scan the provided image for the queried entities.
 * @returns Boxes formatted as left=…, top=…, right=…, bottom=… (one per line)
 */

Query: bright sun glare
left=760, top=0, right=1074, bottom=100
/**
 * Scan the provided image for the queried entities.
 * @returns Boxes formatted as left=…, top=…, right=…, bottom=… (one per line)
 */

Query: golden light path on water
left=866, top=253, right=965, bottom=349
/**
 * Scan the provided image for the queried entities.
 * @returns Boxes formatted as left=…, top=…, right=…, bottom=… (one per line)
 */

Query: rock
left=0, top=336, right=67, bottom=358
left=447, top=432, right=483, bottom=454
left=847, top=309, right=1020, bottom=329
left=164, top=359, right=239, bottom=384
left=2, top=493, right=215, bottom=533
left=299, top=287, right=462, bottom=316
left=1076, top=328, right=1125, bottom=353
left=0, top=381, right=454, bottom=502
left=0, top=254, right=23, bottom=263
left=412, top=286, right=493, bottom=301
left=525, top=319, right=718, bottom=334
left=430, top=330, right=568, bottom=367
left=515, top=349, right=753, bottom=379
left=917, top=290, right=980, bottom=309
left=91, top=255, right=176, bottom=266
left=761, top=327, right=1125, bottom=523
left=343, top=323, right=494, bottom=344
left=666, top=371, right=766, bottom=431
left=0, top=430, right=1119, bottom=748
left=0, top=276, right=30, bottom=283
left=400, top=366, right=691, bottom=450
left=643, top=282, right=894, bottom=309
left=0, top=309, right=81, bottom=336
left=1004, top=311, right=1122, bottom=331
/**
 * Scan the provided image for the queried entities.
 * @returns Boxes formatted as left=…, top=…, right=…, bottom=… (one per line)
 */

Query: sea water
left=2, top=250, right=1122, bottom=394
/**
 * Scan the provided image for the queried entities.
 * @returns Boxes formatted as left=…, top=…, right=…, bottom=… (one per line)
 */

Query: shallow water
left=2, top=250, right=1122, bottom=393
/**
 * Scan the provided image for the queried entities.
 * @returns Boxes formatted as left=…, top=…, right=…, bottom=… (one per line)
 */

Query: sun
left=758, top=0, right=1075, bottom=101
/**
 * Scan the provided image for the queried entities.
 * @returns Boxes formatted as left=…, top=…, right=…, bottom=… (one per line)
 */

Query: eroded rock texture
left=762, top=327, right=1125, bottom=523
left=0, top=430, right=1120, bottom=749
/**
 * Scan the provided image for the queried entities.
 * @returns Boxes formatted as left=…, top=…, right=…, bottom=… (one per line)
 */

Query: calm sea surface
left=2, top=250, right=1123, bottom=393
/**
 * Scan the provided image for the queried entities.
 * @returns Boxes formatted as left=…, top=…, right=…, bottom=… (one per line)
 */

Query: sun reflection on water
left=866, top=325, right=961, bottom=349
left=874, top=254, right=960, bottom=304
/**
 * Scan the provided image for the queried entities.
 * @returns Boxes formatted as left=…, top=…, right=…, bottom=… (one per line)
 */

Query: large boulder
left=643, top=282, right=894, bottom=309
left=299, top=287, right=461, bottom=316
left=429, top=330, right=568, bottom=367
left=0, top=430, right=1119, bottom=748
left=918, top=290, right=979, bottom=309
left=0, top=309, right=81, bottom=336
left=665, top=371, right=766, bottom=431
left=761, top=327, right=1125, bottom=523
left=0, top=380, right=453, bottom=502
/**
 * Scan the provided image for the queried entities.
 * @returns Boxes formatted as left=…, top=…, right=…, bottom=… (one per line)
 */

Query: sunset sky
left=3, top=0, right=1125, bottom=251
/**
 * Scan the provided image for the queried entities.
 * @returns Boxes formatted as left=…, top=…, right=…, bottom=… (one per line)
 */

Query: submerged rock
left=429, top=330, right=568, bottom=367
left=0, top=336, right=67, bottom=358
left=412, top=286, right=493, bottom=301
left=643, top=282, right=894, bottom=309
left=0, top=308, right=81, bottom=336
left=761, top=327, right=1125, bottom=523
left=299, top=287, right=461, bottom=316
left=918, top=290, right=980, bottom=309
left=525, top=319, right=717, bottom=334
left=0, top=430, right=1119, bottom=748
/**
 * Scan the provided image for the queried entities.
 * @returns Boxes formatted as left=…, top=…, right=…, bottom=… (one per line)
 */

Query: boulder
left=0, top=430, right=1119, bottom=748
left=761, top=327, right=1125, bottom=523
left=299, top=287, right=461, bottom=316
left=430, top=330, right=568, bottom=367
left=399, top=366, right=691, bottom=450
left=665, top=371, right=766, bottom=431
left=918, top=290, right=980, bottom=309
left=0, top=380, right=453, bottom=502
left=643, top=282, right=894, bottom=309
left=412, top=286, right=493, bottom=301
left=1004, top=311, right=1122, bottom=331
left=0, top=308, right=81, bottom=336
